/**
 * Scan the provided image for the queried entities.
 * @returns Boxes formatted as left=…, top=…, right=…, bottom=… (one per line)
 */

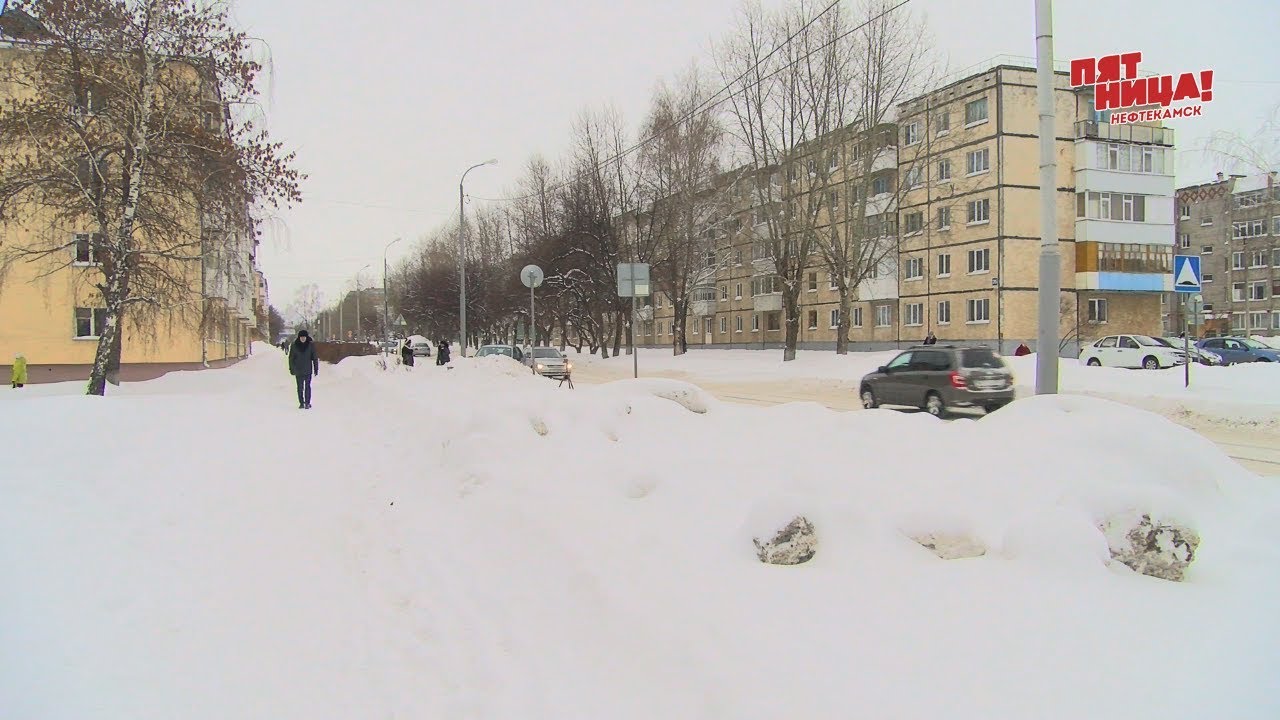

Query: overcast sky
left=230, top=0, right=1280, bottom=310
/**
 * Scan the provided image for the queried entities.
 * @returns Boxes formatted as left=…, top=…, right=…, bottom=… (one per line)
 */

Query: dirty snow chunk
left=911, top=533, right=986, bottom=560
left=1101, top=511, right=1200, bottom=582
left=753, top=516, right=817, bottom=565
left=606, top=378, right=712, bottom=414
left=530, top=417, right=549, bottom=436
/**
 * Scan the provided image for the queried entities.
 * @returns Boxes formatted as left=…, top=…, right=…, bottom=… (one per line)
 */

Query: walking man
left=288, top=329, right=319, bottom=409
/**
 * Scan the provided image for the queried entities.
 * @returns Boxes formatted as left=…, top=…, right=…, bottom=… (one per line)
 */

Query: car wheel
left=924, top=392, right=946, bottom=418
left=1086, top=358, right=1101, bottom=367
left=1257, top=357, right=1273, bottom=362
left=1142, top=355, right=1160, bottom=370
left=860, top=387, right=878, bottom=409
left=983, top=402, right=1006, bottom=414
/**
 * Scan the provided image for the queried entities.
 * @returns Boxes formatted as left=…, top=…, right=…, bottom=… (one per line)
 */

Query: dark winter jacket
left=288, top=337, right=320, bottom=376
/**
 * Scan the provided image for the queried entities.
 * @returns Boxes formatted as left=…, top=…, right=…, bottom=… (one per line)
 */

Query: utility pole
left=1034, top=0, right=1060, bottom=394
left=355, top=264, right=370, bottom=342
left=458, top=159, right=497, bottom=359
left=384, top=238, right=400, bottom=355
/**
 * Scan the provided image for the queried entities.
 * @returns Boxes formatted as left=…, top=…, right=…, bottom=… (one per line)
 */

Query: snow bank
left=2, top=351, right=1278, bottom=718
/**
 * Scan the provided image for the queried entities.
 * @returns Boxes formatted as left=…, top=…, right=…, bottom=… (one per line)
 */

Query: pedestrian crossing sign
left=1173, top=255, right=1201, bottom=292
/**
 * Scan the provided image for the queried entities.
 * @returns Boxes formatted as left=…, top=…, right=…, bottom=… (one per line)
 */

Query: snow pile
left=2, top=350, right=1279, bottom=718
left=1251, top=335, right=1280, bottom=350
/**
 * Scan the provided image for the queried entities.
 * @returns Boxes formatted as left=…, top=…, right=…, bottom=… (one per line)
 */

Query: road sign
left=394, top=314, right=407, bottom=327
left=521, top=265, right=544, bottom=289
left=617, top=263, right=650, bottom=297
left=1174, top=255, right=1201, bottom=293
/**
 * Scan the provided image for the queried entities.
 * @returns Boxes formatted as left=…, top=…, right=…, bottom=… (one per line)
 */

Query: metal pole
left=632, top=294, right=638, bottom=379
left=530, top=284, right=537, bottom=375
left=1034, top=0, right=1060, bottom=395
left=355, top=276, right=361, bottom=342
left=457, top=160, right=496, bottom=360
left=383, top=238, right=400, bottom=355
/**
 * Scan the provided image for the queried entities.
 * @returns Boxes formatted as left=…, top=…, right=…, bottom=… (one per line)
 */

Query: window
left=720, top=285, right=728, bottom=301
left=734, top=249, right=743, bottom=265
left=904, top=303, right=923, bottom=326
left=829, top=309, right=840, bottom=329
left=657, top=321, right=664, bottom=336
left=1250, top=311, right=1268, bottom=329
left=1274, top=217, right=1280, bottom=236
left=1179, top=204, right=1191, bottom=219
left=719, top=316, right=727, bottom=334
left=1232, top=251, right=1245, bottom=270
left=937, top=300, right=951, bottom=325
left=966, top=298, right=990, bottom=323
left=655, top=294, right=664, bottom=309
left=751, top=275, right=782, bottom=296
left=903, top=122, right=920, bottom=146
left=905, top=257, right=924, bottom=280
left=1250, top=281, right=1266, bottom=301
left=828, top=274, right=838, bottom=291
left=74, top=307, right=108, bottom=338
left=1274, top=247, right=1280, bottom=267
left=1274, top=311, right=1280, bottom=330
left=735, top=316, right=744, bottom=333
left=872, top=176, right=890, bottom=196
left=904, top=212, right=923, bottom=235
left=1203, top=273, right=1214, bottom=283
left=1097, top=143, right=1167, bottom=174
left=1233, top=220, right=1267, bottom=239
left=1201, top=215, right=1213, bottom=226
left=807, top=310, right=818, bottom=330
left=937, top=206, right=951, bottom=231
left=1179, top=233, right=1190, bottom=249
left=669, top=323, right=675, bottom=337
left=807, top=272, right=818, bottom=292
left=937, top=253, right=951, bottom=277
left=1202, top=245, right=1213, bottom=255
left=1232, top=313, right=1247, bottom=331
left=967, top=198, right=990, bottom=224
left=967, top=248, right=991, bottom=274
left=1251, top=250, right=1267, bottom=268
left=1074, top=191, right=1147, bottom=221
left=807, top=159, right=817, bottom=176
left=828, top=151, right=840, bottom=170
left=1087, top=298, right=1108, bottom=323
left=1232, top=283, right=1245, bottom=302
left=875, top=305, right=892, bottom=327
left=934, top=111, right=950, bottom=135
left=936, top=158, right=951, bottom=182
left=851, top=307, right=863, bottom=327
left=72, top=233, right=102, bottom=264
left=828, top=191, right=840, bottom=212
left=751, top=314, right=760, bottom=332
left=964, top=97, right=989, bottom=126
left=735, top=283, right=743, bottom=300
left=904, top=166, right=923, bottom=189
left=966, top=148, right=990, bottom=175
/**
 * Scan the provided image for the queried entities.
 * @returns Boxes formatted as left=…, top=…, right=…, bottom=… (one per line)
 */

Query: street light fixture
left=458, top=158, right=497, bottom=358
left=383, top=237, right=401, bottom=355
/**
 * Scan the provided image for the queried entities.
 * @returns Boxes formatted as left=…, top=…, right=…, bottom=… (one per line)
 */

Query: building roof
left=1231, top=172, right=1278, bottom=194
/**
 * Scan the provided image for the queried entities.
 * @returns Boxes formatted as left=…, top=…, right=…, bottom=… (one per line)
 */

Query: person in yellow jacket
left=10, top=353, right=27, bottom=388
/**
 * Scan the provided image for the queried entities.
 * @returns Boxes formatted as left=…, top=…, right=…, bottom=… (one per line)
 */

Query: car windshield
left=960, top=348, right=1004, bottom=369
left=1239, top=338, right=1267, bottom=349
left=1134, top=335, right=1163, bottom=347
left=1151, top=337, right=1176, bottom=348
left=534, top=348, right=561, bottom=359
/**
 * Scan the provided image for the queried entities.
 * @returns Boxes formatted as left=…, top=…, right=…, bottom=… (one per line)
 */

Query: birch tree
left=0, top=0, right=301, bottom=395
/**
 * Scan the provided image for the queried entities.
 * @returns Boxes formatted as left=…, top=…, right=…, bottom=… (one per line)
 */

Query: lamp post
left=458, top=159, right=497, bottom=358
left=383, top=237, right=401, bottom=355
left=1034, top=0, right=1060, bottom=394
left=354, top=264, right=370, bottom=342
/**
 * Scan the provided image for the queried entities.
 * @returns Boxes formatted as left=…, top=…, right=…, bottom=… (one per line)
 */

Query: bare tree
left=639, top=65, right=732, bottom=355
left=1203, top=102, right=1280, bottom=175
left=288, top=283, right=323, bottom=332
left=0, top=0, right=302, bottom=395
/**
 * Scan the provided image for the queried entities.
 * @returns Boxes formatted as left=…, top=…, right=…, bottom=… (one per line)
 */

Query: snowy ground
left=573, top=347, right=1280, bottom=430
left=3, top=348, right=1280, bottom=719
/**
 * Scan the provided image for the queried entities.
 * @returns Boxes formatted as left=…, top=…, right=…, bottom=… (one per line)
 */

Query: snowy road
left=570, top=363, right=1280, bottom=476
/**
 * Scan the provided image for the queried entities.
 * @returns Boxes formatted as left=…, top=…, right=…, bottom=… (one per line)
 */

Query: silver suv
left=859, top=345, right=1015, bottom=418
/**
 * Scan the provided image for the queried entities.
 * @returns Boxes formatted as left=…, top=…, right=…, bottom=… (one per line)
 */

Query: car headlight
left=537, top=363, right=545, bottom=370
left=566, top=362, right=573, bottom=370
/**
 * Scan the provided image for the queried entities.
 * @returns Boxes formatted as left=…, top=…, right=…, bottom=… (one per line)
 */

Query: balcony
left=1074, top=120, right=1174, bottom=146
left=690, top=287, right=717, bottom=317
left=753, top=293, right=783, bottom=312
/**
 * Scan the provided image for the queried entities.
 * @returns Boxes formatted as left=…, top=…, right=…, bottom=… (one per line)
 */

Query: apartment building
left=0, top=20, right=261, bottom=383
left=1166, top=173, right=1280, bottom=337
left=645, top=61, right=1174, bottom=354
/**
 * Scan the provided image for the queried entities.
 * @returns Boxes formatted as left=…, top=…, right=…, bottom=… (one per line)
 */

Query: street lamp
left=355, top=264, right=370, bottom=342
left=383, top=237, right=401, bottom=355
left=458, top=158, right=497, bottom=358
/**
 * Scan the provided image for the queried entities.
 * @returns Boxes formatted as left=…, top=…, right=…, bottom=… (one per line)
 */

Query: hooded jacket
left=10, top=355, right=27, bottom=385
left=288, top=336, right=320, bottom=376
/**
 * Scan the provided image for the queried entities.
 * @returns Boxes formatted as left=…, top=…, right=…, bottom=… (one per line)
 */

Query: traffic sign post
left=521, top=265, right=544, bottom=375
left=617, top=263, right=651, bottom=379
left=1173, top=257, right=1201, bottom=389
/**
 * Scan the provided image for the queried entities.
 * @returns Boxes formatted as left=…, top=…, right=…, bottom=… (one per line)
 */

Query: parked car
left=1154, top=336, right=1222, bottom=366
left=523, top=346, right=572, bottom=379
left=476, top=344, right=524, bottom=361
left=858, top=345, right=1014, bottom=418
left=1079, top=334, right=1187, bottom=369
left=1195, top=336, right=1280, bottom=365
left=406, top=335, right=433, bottom=357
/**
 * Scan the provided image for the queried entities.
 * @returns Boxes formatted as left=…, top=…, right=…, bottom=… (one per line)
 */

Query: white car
left=523, top=346, right=572, bottom=378
left=1079, top=334, right=1188, bottom=370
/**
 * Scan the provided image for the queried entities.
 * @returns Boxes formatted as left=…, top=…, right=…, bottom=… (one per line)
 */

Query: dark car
left=1195, top=337, right=1280, bottom=365
left=859, top=345, right=1015, bottom=418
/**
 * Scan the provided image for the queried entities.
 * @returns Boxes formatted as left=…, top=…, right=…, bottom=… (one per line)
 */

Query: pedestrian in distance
left=923, top=331, right=937, bottom=345
left=10, top=353, right=27, bottom=388
left=288, top=329, right=319, bottom=409
left=1014, top=342, right=1032, bottom=357
left=436, top=338, right=451, bottom=366
left=400, top=338, right=414, bottom=367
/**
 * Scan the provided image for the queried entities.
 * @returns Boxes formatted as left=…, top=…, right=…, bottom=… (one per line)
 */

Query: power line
left=472, top=0, right=910, bottom=205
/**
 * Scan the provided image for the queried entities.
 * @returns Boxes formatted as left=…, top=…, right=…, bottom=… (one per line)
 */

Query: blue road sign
left=1173, top=255, right=1201, bottom=293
